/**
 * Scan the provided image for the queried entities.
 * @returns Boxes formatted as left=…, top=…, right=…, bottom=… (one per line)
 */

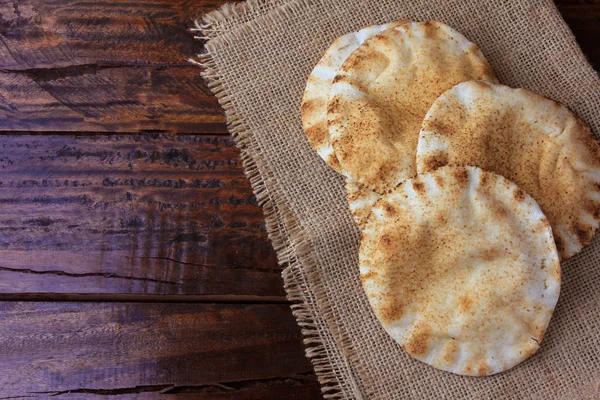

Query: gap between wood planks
left=0, top=61, right=195, bottom=72
left=0, top=62, right=195, bottom=76
left=0, top=130, right=228, bottom=136
left=0, top=292, right=290, bottom=303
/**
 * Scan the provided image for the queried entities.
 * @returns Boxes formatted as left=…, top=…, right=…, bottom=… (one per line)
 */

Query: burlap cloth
left=195, top=1, right=600, bottom=398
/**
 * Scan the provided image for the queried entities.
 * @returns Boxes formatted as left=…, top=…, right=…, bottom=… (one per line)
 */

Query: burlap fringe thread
left=192, top=1, right=363, bottom=398
left=192, top=0, right=288, bottom=41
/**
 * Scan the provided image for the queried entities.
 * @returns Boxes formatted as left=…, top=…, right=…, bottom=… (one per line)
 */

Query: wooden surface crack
left=137, top=256, right=282, bottom=273
left=0, top=265, right=181, bottom=285
left=22, top=374, right=318, bottom=397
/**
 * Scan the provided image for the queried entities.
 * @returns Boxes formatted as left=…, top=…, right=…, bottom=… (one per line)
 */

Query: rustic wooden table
left=0, top=0, right=597, bottom=397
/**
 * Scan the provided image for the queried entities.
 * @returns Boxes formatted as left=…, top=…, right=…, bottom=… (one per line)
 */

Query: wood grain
left=0, top=0, right=218, bottom=70
left=0, top=134, right=282, bottom=298
left=0, top=0, right=229, bottom=133
left=0, top=66, right=227, bottom=133
left=0, top=302, right=320, bottom=399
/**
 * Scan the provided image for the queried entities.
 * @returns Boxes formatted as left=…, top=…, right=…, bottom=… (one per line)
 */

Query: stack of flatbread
left=301, top=21, right=600, bottom=376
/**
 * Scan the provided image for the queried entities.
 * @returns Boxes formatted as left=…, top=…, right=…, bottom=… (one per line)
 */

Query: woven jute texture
left=195, top=1, right=600, bottom=398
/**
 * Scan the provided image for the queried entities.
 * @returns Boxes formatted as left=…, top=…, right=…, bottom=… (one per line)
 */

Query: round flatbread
left=301, top=21, right=409, bottom=174
left=328, top=21, right=498, bottom=193
left=417, top=81, right=600, bottom=259
left=346, top=180, right=381, bottom=228
left=360, top=166, right=560, bottom=376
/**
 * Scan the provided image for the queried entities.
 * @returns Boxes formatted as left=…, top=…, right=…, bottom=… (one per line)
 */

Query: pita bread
left=345, top=180, right=381, bottom=228
left=360, top=166, right=560, bottom=376
left=328, top=21, right=498, bottom=193
left=301, top=21, right=409, bottom=174
left=417, top=81, right=600, bottom=259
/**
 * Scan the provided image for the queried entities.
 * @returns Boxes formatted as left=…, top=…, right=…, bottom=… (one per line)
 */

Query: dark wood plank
left=0, top=134, right=282, bottom=298
left=0, top=66, right=227, bottom=133
left=0, top=0, right=222, bottom=70
left=0, top=302, right=321, bottom=399
left=0, top=0, right=230, bottom=133
left=555, top=0, right=600, bottom=69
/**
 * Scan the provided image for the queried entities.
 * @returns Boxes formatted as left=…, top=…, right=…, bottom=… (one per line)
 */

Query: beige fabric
left=360, top=166, right=561, bottom=376
left=196, top=0, right=600, bottom=398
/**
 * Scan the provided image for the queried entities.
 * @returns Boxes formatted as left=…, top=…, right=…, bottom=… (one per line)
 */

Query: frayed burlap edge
left=191, top=0, right=287, bottom=41
left=192, top=1, right=365, bottom=398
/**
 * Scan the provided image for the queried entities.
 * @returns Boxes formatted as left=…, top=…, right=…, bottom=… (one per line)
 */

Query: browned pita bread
left=345, top=180, right=380, bottom=228
left=417, top=81, right=600, bottom=259
left=301, top=21, right=409, bottom=174
left=360, top=166, right=561, bottom=376
left=328, top=21, right=498, bottom=193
